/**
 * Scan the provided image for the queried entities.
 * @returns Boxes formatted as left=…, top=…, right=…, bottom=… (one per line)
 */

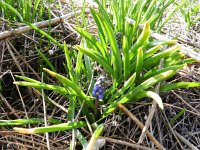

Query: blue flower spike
left=92, top=76, right=106, bottom=101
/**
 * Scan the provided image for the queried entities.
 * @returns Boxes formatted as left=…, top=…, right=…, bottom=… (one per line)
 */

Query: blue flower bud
left=92, top=85, right=104, bottom=99
left=99, top=94, right=104, bottom=99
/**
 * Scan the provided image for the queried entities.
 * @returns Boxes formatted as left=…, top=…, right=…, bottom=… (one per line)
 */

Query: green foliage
left=14, top=121, right=86, bottom=134
left=0, top=118, right=61, bottom=126
left=86, top=124, right=104, bottom=150
left=179, top=0, right=200, bottom=28
left=0, top=0, right=46, bottom=23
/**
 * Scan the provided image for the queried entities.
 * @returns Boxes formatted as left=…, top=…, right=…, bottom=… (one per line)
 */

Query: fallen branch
left=0, top=9, right=89, bottom=40
left=174, top=131, right=199, bottom=150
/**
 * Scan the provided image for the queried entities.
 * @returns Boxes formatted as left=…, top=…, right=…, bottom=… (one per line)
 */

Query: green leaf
left=108, top=73, right=136, bottom=103
left=143, top=45, right=181, bottom=69
left=143, top=44, right=162, bottom=60
left=64, top=42, right=74, bottom=82
left=102, top=70, right=175, bottom=118
left=129, top=21, right=150, bottom=60
left=141, top=0, right=157, bottom=23
left=76, top=27, right=108, bottom=59
left=15, top=75, right=40, bottom=83
left=67, top=96, right=75, bottom=121
left=75, top=129, right=88, bottom=149
left=75, top=50, right=83, bottom=84
left=93, top=0, right=113, bottom=28
left=24, top=22, right=64, bottom=50
left=14, top=121, right=86, bottom=134
left=142, top=64, right=186, bottom=81
left=0, top=118, right=43, bottom=126
left=123, top=35, right=130, bottom=80
left=0, top=1, right=23, bottom=22
left=0, top=118, right=61, bottom=126
left=160, top=82, right=200, bottom=92
left=169, top=109, right=186, bottom=125
left=43, top=68, right=94, bottom=108
left=93, top=10, right=122, bottom=82
left=86, top=124, right=104, bottom=150
left=84, top=55, right=93, bottom=84
left=32, top=0, right=41, bottom=22
left=135, top=48, right=143, bottom=80
left=36, top=48, right=56, bottom=72
left=14, top=81, right=67, bottom=96
left=76, top=46, right=114, bottom=77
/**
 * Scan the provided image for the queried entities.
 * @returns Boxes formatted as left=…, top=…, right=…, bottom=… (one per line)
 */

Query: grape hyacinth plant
left=92, top=76, right=106, bottom=119
left=92, top=76, right=106, bottom=100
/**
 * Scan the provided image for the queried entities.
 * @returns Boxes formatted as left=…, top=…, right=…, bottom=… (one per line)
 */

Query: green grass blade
left=14, top=121, right=86, bottom=134
left=129, top=0, right=148, bottom=37
left=123, top=35, right=130, bottom=80
left=74, top=50, right=83, bottom=84
left=149, top=40, right=177, bottom=46
left=129, top=22, right=150, bottom=60
left=94, top=0, right=113, bottom=28
left=38, top=0, right=44, bottom=19
left=164, top=52, right=185, bottom=67
left=108, top=73, right=136, bottom=103
left=102, top=70, right=175, bottom=118
left=160, top=82, right=200, bottom=92
left=36, top=48, right=56, bottom=72
left=76, top=46, right=114, bottom=77
left=135, top=48, right=143, bottom=80
left=15, top=75, right=40, bottom=83
left=0, top=118, right=60, bottom=126
left=141, top=0, right=157, bottom=23
left=67, top=96, right=75, bottom=121
left=90, top=8, right=106, bottom=42
left=43, top=68, right=94, bottom=108
left=64, top=42, right=74, bottom=82
left=75, top=129, right=88, bottom=149
left=32, top=0, right=41, bottom=22
left=142, top=64, right=186, bottom=81
left=192, top=3, right=200, bottom=13
left=94, top=11, right=122, bottom=81
left=0, top=118, right=43, bottom=126
left=76, top=27, right=108, bottom=59
left=143, top=44, right=162, bottom=60
left=0, top=1, right=23, bottom=22
left=84, top=55, right=93, bottom=88
left=14, top=81, right=67, bottom=96
left=169, top=109, right=186, bottom=125
left=86, top=124, right=104, bottom=150
left=24, top=22, right=64, bottom=50
left=143, top=45, right=181, bottom=69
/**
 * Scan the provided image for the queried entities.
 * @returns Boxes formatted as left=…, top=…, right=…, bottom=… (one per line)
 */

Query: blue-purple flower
left=92, top=85, right=104, bottom=99
left=92, top=76, right=105, bottom=100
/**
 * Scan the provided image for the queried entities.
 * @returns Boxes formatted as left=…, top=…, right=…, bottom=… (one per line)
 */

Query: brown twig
left=174, top=131, right=199, bottom=150
left=162, top=112, right=184, bottom=149
left=0, top=9, right=89, bottom=40
left=118, top=104, right=166, bottom=150
left=103, top=136, right=157, bottom=150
